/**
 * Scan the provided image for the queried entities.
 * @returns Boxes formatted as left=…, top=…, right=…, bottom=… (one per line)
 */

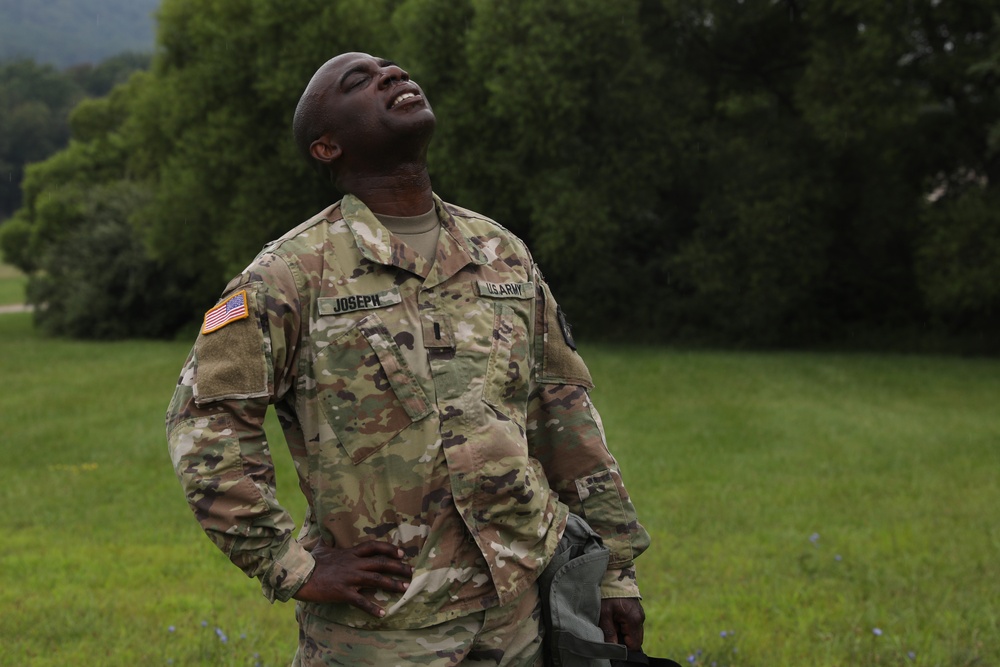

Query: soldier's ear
left=310, top=134, right=341, bottom=164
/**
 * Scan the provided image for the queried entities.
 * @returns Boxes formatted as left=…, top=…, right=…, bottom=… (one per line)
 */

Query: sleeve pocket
left=169, top=413, right=269, bottom=537
left=193, top=284, right=269, bottom=404
left=574, top=468, right=635, bottom=566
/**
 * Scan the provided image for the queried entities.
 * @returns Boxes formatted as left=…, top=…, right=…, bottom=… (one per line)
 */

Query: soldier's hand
left=293, top=540, right=413, bottom=617
left=599, top=597, right=645, bottom=651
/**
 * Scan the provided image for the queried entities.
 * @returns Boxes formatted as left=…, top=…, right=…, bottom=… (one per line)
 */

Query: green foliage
left=912, top=11, right=1000, bottom=330
left=0, top=65, right=188, bottom=338
left=133, top=0, right=401, bottom=304
left=0, top=53, right=151, bottom=225
left=916, top=187, right=1000, bottom=320
left=66, top=52, right=153, bottom=97
left=0, top=59, right=81, bottom=219
left=4, top=0, right=1000, bottom=345
left=26, top=181, right=193, bottom=339
left=0, top=0, right=158, bottom=67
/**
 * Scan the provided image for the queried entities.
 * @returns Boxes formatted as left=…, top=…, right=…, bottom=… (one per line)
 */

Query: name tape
left=318, top=287, right=403, bottom=315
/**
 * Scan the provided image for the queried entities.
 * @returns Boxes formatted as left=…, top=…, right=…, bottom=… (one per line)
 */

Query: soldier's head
left=293, top=52, right=436, bottom=190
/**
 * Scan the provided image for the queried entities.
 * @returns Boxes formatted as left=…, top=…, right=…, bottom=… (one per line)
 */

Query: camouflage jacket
left=166, top=194, right=650, bottom=629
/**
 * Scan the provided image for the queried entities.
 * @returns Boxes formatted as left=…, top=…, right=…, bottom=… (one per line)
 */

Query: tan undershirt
left=375, top=205, right=441, bottom=266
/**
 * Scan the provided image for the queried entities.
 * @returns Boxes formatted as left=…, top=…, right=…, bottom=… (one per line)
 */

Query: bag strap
left=557, top=630, right=683, bottom=667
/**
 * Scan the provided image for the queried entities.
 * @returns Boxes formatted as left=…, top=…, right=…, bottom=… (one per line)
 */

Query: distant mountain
left=0, top=0, right=160, bottom=67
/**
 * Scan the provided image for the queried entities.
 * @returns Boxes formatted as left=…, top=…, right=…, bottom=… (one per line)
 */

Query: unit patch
left=477, top=281, right=535, bottom=299
left=318, top=287, right=403, bottom=316
left=201, top=290, right=250, bottom=334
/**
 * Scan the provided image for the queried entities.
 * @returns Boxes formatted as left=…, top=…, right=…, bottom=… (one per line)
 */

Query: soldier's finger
left=616, top=600, right=645, bottom=649
left=358, top=554, right=414, bottom=577
left=353, top=540, right=406, bottom=560
left=598, top=602, right=618, bottom=643
left=349, top=591, right=388, bottom=618
left=356, top=570, right=410, bottom=592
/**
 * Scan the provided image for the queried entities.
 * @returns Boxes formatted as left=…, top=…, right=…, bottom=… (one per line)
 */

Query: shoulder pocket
left=537, top=280, right=593, bottom=388
left=194, top=284, right=269, bottom=404
left=314, top=313, right=432, bottom=464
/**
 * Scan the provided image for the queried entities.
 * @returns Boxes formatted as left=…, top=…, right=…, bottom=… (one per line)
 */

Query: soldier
left=166, top=52, right=650, bottom=666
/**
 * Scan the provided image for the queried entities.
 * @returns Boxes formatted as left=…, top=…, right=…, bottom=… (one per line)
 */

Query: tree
left=0, top=60, right=81, bottom=220
left=913, top=10, right=1000, bottom=332
left=133, top=0, right=401, bottom=304
left=4, top=0, right=999, bottom=347
left=0, top=70, right=192, bottom=339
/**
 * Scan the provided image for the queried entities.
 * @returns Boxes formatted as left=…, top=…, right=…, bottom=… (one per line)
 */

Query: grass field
left=0, top=262, right=27, bottom=306
left=1, top=311, right=997, bottom=666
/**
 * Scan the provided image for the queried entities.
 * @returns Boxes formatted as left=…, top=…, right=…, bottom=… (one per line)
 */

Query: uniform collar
left=340, top=193, right=487, bottom=285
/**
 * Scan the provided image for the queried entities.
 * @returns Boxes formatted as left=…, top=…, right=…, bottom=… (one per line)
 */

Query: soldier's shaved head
left=293, top=54, right=352, bottom=179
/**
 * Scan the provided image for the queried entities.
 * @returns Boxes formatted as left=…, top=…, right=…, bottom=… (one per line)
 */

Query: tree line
left=1, top=0, right=998, bottom=349
left=0, top=53, right=151, bottom=220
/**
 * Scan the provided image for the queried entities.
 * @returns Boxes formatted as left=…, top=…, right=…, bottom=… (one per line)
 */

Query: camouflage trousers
left=291, top=583, right=544, bottom=667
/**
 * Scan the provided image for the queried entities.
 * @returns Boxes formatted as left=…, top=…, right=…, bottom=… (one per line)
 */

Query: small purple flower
left=835, top=554, right=842, bottom=561
left=200, top=620, right=208, bottom=627
left=240, top=632, right=247, bottom=640
left=907, top=651, right=916, bottom=660
left=872, top=628, right=883, bottom=636
left=687, top=655, right=696, bottom=664
left=215, top=627, right=228, bottom=643
left=720, top=630, right=727, bottom=638
left=167, top=625, right=175, bottom=633
left=810, top=532, right=820, bottom=545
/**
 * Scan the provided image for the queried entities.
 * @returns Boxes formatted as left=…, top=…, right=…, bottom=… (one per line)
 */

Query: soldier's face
left=311, top=52, right=435, bottom=161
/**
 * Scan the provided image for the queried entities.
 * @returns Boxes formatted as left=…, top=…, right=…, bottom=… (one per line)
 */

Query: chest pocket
left=314, top=313, right=433, bottom=464
left=480, top=282, right=534, bottom=428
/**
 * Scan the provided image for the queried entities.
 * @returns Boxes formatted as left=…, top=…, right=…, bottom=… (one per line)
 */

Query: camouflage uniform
left=166, top=194, right=649, bottom=639
left=293, top=580, right=545, bottom=666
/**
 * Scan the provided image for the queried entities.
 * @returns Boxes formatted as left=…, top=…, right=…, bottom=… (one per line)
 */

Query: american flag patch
left=201, top=290, right=249, bottom=334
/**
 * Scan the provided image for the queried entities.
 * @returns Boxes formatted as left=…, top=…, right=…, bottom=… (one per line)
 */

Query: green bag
left=538, top=514, right=680, bottom=667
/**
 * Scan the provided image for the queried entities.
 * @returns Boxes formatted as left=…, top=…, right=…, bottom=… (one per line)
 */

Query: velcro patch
left=476, top=281, right=535, bottom=299
left=202, top=290, right=249, bottom=334
left=194, top=285, right=268, bottom=404
left=539, top=280, right=593, bottom=388
left=317, top=287, right=402, bottom=316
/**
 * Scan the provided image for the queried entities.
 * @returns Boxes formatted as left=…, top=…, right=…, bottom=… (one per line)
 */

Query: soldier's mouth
left=390, top=91, right=418, bottom=109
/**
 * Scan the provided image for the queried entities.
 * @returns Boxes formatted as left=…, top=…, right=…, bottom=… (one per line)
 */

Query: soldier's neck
left=342, top=167, right=434, bottom=217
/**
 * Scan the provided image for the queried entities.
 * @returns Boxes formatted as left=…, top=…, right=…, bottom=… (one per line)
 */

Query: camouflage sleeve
left=527, top=269, right=651, bottom=598
left=165, top=252, right=314, bottom=603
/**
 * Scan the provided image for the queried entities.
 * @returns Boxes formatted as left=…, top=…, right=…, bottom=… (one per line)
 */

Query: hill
left=0, top=0, right=159, bottom=67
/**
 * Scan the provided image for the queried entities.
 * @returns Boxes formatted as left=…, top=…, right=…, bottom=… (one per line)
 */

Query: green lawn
left=1, top=312, right=997, bottom=666
left=0, top=262, right=27, bottom=306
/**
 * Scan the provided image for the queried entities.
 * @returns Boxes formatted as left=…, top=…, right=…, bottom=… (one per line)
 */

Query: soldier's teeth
left=392, top=93, right=416, bottom=108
